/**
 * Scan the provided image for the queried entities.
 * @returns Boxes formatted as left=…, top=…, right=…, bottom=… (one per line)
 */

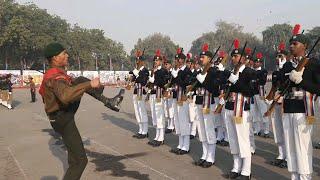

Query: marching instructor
left=39, top=42, right=124, bottom=180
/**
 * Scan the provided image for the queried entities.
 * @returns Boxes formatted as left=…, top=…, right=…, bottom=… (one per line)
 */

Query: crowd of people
left=128, top=24, right=320, bottom=180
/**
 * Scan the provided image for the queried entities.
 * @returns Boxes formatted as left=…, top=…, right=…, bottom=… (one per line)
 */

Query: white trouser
left=189, top=96, right=197, bottom=136
left=176, top=101, right=191, bottom=151
left=133, top=95, right=148, bottom=134
left=214, top=97, right=227, bottom=141
left=282, top=113, right=313, bottom=175
left=149, top=94, right=157, bottom=126
left=271, top=103, right=286, bottom=159
left=224, top=109, right=251, bottom=176
left=254, top=95, right=270, bottom=134
left=153, top=99, right=165, bottom=141
left=165, top=98, right=175, bottom=130
left=200, top=142, right=216, bottom=163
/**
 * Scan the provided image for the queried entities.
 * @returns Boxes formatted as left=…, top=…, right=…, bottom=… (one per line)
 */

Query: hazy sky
left=16, top=0, right=319, bottom=53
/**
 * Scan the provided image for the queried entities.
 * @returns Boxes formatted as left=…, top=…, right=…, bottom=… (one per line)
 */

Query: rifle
left=264, top=37, right=320, bottom=117
left=214, top=41, right=248, bottom=114
left=145, top=56, right=156, bottom=102
left=185, top=46, right=221, bottom=93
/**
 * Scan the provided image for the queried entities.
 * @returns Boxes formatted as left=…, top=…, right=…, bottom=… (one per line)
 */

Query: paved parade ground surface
left=0, top=87, right=319, bottom=180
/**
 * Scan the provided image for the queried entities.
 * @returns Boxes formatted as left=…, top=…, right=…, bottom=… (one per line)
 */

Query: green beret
left=290, top=34, right=310, bottom=46
left=44, top=43, right=65, bottom=59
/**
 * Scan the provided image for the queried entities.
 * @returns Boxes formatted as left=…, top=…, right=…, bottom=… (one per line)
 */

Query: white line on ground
left=7, top=145, right=29, bottom=180
left=84, top=137, right=176, bottom=180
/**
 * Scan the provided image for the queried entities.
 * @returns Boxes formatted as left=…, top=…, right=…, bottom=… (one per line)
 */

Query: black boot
left=194, top=159, right=205, bottom=166
left=103, top=90, right=125, bottom=112
left=73, top=76, right=125, bottom=112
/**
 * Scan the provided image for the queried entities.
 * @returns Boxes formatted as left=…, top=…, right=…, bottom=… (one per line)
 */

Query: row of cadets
left=265, top=42, right=289, bottom=168
left=192, top=43, right=218, bottom=168
left=213, top=50, right=230, bottom=147
left=220, top=39, right=256, bottom=179
left=163, top=56, right=176, bottom=134
left=147, top=50, right=168, bottom=147
left=131, top=50, right=150, bottom=139
left=276, top=24, right=319, bottom=180
left=169, top=48, right=193, bottom=155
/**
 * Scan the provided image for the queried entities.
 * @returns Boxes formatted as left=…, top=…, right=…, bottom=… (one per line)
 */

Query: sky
left=16, top=0, right=319, bottom=53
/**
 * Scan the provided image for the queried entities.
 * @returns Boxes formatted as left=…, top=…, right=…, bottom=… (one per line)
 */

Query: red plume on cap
left=278, top=42, right=285, bottom=51
left=135, top=50, right=142, bottom=57
left=176, top=48, right=181, bottom=54
left=256, top=52, right=263, bottom=59
left=155, top=49, right=161, bottom=56
left=218, top=50, right=225, bottom=58
left=202, top=43, right=209, bottom=52
left=234, top=39, right=240, bottom=49
left=187, top=53, right=192, bottom=59
left=245, top=47, right=251, bottom=55
left=292, top=24, right=301, bottom=35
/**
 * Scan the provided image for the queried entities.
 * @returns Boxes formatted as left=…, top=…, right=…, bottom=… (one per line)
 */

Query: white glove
left=196, top=73, right=207, bottom=83
left=228, top=73, right=239, bottom=84
left=216, top=63, right=225, bottom=71
left=186, top=91, right=194, bottom=97
left=133, top=69, right=139, bottom=77
left=171, top=69, right=178, bottom=78
left=149, top=76, right=155, bottom=83
left=289, top=68, right=304, bottom=84
left=265, top=99, right=273, bottom=105
left=219, top=98, right=225, bottom=105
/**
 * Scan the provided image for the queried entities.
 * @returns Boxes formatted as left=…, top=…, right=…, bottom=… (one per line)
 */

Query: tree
left=130, top=33, right=179, bottom=69
left=0, top=0, right=128, bottom=71
left=306, top=27, right=320, bottom=58
left=190, top=21, right=265, bottom=69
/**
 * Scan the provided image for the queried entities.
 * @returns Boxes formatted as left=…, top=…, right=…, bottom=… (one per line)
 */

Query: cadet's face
left=165, top=63, right=171, bottom=69
left=52, top=50, right=69, bottom=67
left=290, top=41, right=306, bottom=56
left=200, top=55, right=210, bottom=65
left=254, top=62, right=261, bottom=68
left=178, top=58, right=184, bottom=67
left=186, top=62, right=191, bottom=68
left=155, top=59, right=161, bottom=66
left=232, top=54, right=240, bottom=65
left=249, top=60, right=254, bottom=67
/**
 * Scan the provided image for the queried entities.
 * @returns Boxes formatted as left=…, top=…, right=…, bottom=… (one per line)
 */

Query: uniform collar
left=238, top=64, right=246, bottom=73
left=180, top=65, right=186, bottom=71
left=139, top=66, right=144, bottom=71
left=255, top=67, right=261, bottom=71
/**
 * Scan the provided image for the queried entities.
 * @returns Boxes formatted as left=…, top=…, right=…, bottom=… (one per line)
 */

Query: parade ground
left=0, top=87, right=319, bottom=180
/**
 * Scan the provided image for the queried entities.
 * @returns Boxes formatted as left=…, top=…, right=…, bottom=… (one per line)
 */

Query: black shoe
left=137, top=134, right=148, bottom=139
left=104, top=89, right=125, bottom=112
left=220, top=140, right=229, bottom=146
left=152, top=140, right=164, bottom=147
left=270, top=158, right=283, bottom=166
left=194, top=159, right=205, bottom=166
left=315, top=143, right=320, bottom=149
left=278, top=160, right=287, bottom=168
left=132, top=133, right=141, bottom=138
left=254, top=133, right=258, bottom=136
left=237, top=174, right=251, bottom=180
left=165, top=129, right=173, bottom=134
left=190, top=135, right=195, bottom=139
left=216, top=140, right=222, bottom=145
left=257, top=132, right=262, bottom=136
left=177, top=150, right=189, bottom=155
left=201, top=161, right=214, bottom=168
left=251, top=152, right=255, bottom=155
left=147, top=140, right=157, bottom=145
left=170, top=148, right=181, bottom=154
left=228, top=172, right=240, bottom=179
left=263, top=133, right=270, bottom=138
